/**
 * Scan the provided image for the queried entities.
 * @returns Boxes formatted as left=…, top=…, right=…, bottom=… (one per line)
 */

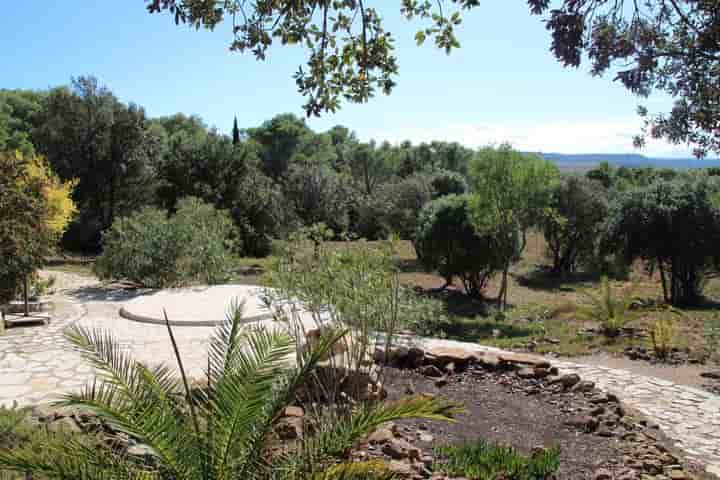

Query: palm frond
left=0, top=433, right=159, bottom=480
left=61, top=325, right=201, bottom=479
left=280, top=395, right=462, bottom=479
left=228, top=326, right=350, bottom=480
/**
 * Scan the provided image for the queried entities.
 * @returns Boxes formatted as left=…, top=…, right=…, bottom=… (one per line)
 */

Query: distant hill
left=532, top=153, right=720, bottom=171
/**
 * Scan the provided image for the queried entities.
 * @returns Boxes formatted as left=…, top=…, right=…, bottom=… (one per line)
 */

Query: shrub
left=415, top=195, right=506, bottom=298
left=576, top=276, right=641, bottom=338
left=434, top=441, right=560, bottom=480
left=401, top=293, right=450, bottom=338
left=650, top=310, right=679, bottom=360
left=542, top=175, right=608, bottom=275
left=266, top=236, right=438, bottom=398
left=602, top=179, right=720, bottom=305
left=94, top=197, right=237, bottom=288
left=431, top=169, right=468, bottom=198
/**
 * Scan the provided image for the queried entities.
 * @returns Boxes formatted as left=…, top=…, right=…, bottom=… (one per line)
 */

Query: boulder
left=425, top=346, right=479, bottom=368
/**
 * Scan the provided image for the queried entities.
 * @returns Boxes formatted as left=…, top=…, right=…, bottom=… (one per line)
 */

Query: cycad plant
left=0, top=306, right=459, bottom=479
left=576, top=276, right=641, bottom=338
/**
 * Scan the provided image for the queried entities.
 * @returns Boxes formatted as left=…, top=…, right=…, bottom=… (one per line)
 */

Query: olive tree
left=603, top=178, right=720, bottom=305
left=415, top=194, right=506, bottom=298
left=542, top=175, right=608, bottom=276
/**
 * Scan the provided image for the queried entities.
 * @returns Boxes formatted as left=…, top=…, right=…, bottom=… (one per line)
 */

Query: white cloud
left=360, top=118, right=695, bottom=158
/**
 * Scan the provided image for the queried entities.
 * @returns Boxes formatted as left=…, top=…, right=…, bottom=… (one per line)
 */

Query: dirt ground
left=384, top=367, right=624, bottom=480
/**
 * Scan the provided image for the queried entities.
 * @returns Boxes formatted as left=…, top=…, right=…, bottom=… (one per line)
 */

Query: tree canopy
left=148, top=1, right=720, bottom=155
left=603, top=177, right=720, bottom=305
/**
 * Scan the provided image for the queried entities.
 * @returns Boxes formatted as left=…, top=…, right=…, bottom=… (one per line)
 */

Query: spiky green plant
left=433, top=441, right=560, bottom=479
left=576, top=276, right=641, bottom=338
left=0, top=306, right=460, bottom=480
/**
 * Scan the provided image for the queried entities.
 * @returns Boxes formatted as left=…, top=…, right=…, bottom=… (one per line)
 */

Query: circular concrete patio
left=119, top=284, right=273, bottom=326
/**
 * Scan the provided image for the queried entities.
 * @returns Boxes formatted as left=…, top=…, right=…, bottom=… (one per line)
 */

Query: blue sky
left=0, top=2, right=694, bottom=156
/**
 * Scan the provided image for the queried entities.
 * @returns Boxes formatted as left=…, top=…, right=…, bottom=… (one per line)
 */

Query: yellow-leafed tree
left=22, top=153, right=78, bottom=237
left=0, top=150, right=77, bottom=306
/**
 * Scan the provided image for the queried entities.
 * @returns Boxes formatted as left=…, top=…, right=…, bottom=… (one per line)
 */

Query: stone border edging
left=118, top=306, right=274, bottom=327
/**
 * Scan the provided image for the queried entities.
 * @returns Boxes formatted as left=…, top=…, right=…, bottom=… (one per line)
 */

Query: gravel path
left=1, top=271, right=719, bottom=477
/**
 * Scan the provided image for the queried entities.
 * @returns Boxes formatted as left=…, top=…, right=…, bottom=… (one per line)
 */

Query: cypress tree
left=232, top=116, right=240, bottom=145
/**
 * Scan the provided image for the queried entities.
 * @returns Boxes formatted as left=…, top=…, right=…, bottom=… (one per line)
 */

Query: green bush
left=434, top=441, right=560, bottom=480
left=265, top=236, right=444, bottom=398
left=415, top=194, right=506, bottom=298
left=94, top=197, right=238, bottom=288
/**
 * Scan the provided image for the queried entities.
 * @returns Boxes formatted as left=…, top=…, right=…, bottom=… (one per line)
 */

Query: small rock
left=127, top=444, right=155, bottom=458
left=284, top=406, right=304, bottom=418
left=47, top=417, right=81, bottom=433
left=386, top=460, right=414, bottom=477
left=565, top=415, right=599, bottom=433
left=668, top=469, right=688, bottom=480
left=517, top=367, right=538, bottom=379
left=382, top=438, right=421, bottom=461
left=419, top=433, right=434, bottom=443
left=593, top=468, right=613, bottom=480
left=368, top=426, right=395, bottom=444
left=419, top=365, right=444, bottom=378
left=551, top=373, right=581, bottom=389
left=571, top=380, right=596, bottom=393
left=275, top=417, right=303, bottom=440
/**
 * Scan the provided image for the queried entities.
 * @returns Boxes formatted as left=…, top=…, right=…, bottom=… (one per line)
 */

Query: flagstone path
left=0, top=271, right=719, bottom=477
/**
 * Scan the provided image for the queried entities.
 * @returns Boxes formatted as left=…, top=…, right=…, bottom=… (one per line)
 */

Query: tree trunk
left=498, top=265, right=509, bottom=311
left=658, top=260, right=668, bottom=303
left=23, top=275, right=29, bottom=317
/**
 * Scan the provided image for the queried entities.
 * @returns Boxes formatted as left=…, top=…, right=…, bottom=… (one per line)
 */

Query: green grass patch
left=434, top=441, right=560, bottom=480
